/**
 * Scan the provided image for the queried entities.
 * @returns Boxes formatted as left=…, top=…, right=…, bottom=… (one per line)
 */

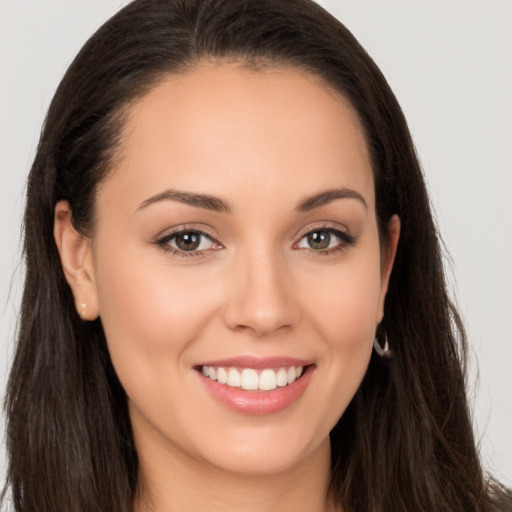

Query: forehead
left=101, top=63, right=374, bottom=214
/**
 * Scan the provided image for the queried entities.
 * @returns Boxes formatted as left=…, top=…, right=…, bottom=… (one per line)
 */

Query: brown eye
left=174, top=232, right=201, bottom=251
left=158, top=230, right=218, bottom=254
left=306, top=231, right=331, bottom=250
left=296, top=227, right=356, bottom=253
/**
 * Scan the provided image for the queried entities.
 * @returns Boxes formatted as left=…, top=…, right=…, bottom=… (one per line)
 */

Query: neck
left=134, top=436, right=339, bottom=512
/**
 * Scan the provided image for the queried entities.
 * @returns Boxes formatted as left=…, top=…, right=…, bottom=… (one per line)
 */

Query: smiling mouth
left=198, top=365, right=306, bottom=391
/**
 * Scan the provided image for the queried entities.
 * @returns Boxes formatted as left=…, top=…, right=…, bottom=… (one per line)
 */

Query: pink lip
left=196, top=355, right=312, bottom=369
left=197, top=363, right=315, bottom=416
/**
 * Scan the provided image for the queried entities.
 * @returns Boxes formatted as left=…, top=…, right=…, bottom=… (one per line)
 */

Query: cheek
left=298, top=248, right=382, bottom=415
left=93, top=244, right=221, bottom=374
left=303, top=257, right=383, bottom=348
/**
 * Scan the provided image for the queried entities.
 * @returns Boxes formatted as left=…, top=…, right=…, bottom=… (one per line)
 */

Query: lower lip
left=198, top=365, right=314, bottom=415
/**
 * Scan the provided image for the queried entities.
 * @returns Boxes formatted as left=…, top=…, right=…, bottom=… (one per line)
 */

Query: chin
left=192, top=423, right=329, bottom=477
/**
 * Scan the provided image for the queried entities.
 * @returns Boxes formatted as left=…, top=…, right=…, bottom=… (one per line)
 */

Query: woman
left=2, top=0, right=510, bottom=511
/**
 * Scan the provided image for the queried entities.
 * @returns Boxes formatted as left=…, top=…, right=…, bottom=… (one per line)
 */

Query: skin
left=54, top=64, right=400, bottom=512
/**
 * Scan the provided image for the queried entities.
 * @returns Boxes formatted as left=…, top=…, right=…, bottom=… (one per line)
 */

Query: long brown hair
left=3, top=1, right=510, bottom=511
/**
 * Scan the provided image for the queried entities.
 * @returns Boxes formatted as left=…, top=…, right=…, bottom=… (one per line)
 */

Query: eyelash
left=295, top=225, right=357, bottom=256
left=156, top=227, right=220, bottom=258
left=155, top=225, right=357, bottom=258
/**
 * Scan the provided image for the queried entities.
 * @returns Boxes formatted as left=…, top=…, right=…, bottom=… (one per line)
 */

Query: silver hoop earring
left=373, top=336, right=390, bottom=358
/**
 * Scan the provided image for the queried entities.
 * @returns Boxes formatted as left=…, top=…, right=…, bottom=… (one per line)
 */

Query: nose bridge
left=223, top=243, right=298, bottom=336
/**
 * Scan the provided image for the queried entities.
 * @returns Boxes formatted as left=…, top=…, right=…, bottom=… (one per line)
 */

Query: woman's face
left=81, top=64, right=398, bottom=476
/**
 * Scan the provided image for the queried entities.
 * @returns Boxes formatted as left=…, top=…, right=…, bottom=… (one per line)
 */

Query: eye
left=295, top=227, right=355, bottom=253
left=157, top=229, right=219, bottom=254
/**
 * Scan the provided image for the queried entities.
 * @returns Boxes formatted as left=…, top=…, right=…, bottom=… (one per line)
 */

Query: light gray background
left=1, top=0, right=511, bottom=490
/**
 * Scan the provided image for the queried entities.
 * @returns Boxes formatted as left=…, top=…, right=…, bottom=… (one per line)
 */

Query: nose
left=222, top=248, right=300, bottom=337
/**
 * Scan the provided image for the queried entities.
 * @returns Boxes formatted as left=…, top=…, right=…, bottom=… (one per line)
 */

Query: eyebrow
left=137, top=189, right=232, bottom=213
left=137, top=187, right=366, bottom=214
left=296, top=188, right=367, bottom=211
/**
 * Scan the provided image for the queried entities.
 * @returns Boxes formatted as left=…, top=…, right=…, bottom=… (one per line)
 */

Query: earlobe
left=54, top=200, right=99, bottom=321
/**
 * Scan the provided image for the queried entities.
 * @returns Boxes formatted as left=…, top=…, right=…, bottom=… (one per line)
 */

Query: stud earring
left=373, top=336, right=391, bottom=358
left=79, top=303, right=87, bottom=317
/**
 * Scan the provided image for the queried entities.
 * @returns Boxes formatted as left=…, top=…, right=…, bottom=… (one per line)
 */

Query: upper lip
left=195, top=356, right=313, bottom=369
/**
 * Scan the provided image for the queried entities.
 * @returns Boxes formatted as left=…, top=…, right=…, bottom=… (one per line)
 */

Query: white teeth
left=227, top=368, right=241, bottom=387
left=276, top=368, right=288, bottom=387
left=217, top=367, right=228, bottom=384
left=241, top=369, right=259, bottom=390
left=201, top=365, right=305, bottom=391
left=259, top=369, right=277, bottom=391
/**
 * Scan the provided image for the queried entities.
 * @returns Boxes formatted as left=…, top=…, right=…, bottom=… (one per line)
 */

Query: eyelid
left=154, top=224, right=223, bottom=257
left=295, top=222, right=351, bottom=240
left=153, top=222, right=356, bottom=258
left=294, top=222, right=357, bottom=253
left=154, top=223, right=218, bottom=241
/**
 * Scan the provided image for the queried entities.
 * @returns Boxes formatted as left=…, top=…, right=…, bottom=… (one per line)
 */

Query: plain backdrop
left=1, top=0, right=511, bottom=491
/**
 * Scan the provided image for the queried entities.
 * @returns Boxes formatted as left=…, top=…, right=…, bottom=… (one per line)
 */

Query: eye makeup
left=154, top=221, right=357, bottom=259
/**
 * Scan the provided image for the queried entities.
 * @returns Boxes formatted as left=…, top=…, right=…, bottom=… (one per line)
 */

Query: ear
left=377, top=214, right=400, bottom=322
left=54, top=200, right=99, bottom=321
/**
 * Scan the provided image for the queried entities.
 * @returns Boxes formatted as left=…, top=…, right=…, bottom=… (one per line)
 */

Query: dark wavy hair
left=3, top=1, right=510, bottom=511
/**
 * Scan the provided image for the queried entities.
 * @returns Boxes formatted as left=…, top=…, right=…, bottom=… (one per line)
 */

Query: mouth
left=194, top=359, right=315, bottom=415
left=198, top=364, right=305, bottom=391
